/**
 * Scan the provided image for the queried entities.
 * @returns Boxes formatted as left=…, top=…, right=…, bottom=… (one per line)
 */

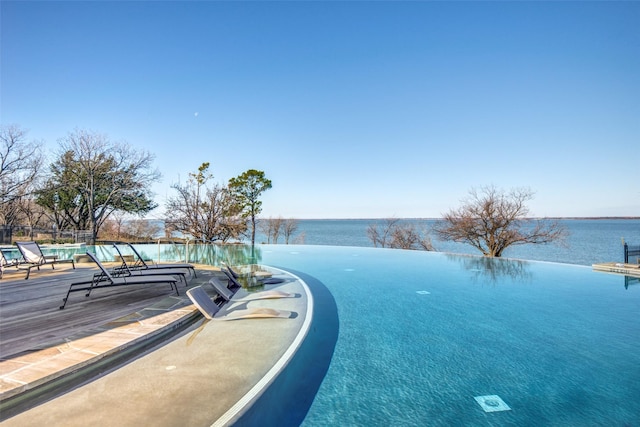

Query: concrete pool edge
left=0, top=300, right=201, bottom=405
left=212, top=266, right=315, bottom=426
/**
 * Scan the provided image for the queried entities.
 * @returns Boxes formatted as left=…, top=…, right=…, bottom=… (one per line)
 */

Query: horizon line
left=145, top=216, right=640, bottom=221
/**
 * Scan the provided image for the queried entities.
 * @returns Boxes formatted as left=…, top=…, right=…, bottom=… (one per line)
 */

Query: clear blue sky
left=2, top=1, right=639, bottom=219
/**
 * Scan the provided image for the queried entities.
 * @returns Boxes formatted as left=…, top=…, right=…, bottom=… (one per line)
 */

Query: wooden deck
left=0, top=263, right=210, bottom=359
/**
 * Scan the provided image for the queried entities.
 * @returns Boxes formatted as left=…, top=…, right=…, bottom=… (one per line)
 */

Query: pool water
left=255, top=245, right=640, bottom=426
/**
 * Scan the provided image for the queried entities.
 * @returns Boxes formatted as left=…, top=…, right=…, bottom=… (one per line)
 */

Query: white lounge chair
left=15, top=241, right=75, bottom=279
left=0, top=250, right=24, bottom=279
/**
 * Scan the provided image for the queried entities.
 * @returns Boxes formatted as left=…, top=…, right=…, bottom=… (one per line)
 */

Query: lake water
left=254, top=219, right=640, bottom=266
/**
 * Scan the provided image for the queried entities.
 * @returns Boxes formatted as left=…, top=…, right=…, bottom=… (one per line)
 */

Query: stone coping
left=592, top=262, right=640, bottom=277
left=0, top=298, right=199, bottom=401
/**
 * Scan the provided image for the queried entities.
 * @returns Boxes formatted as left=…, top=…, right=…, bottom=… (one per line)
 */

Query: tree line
left=3, top=124, right=566, bottom=256
left=0, top=125, right=272, bottom=245
left=165, top=162, right=272, bottom=246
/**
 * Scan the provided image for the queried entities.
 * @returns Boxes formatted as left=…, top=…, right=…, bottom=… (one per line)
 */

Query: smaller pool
left=256, top=245, right=640, bottom=426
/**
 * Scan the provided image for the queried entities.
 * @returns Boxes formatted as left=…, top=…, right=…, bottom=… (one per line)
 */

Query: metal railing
left=624, top=242, right=640, bottom=264
left=0, top=226, right=92, bottom=244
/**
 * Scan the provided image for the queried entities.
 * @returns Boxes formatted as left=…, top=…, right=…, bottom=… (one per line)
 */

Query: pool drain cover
left=474, top=395, right=510, bottom=412
left=416, top=291, right=430, bottom=295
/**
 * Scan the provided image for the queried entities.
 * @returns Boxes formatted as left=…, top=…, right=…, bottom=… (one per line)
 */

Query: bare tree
left=434, top=185, right=567, bottom=257
left=271, top=216, right=284, bottom=243
left=293, top=231, right=305, bottom=244
left=0, top=194, right=21, bottom=230
left=109, top=211, right=128, bottom=240
left=283, top=218, right=298, bottom=244
left=164, top=220, right=177, bottom=239
left=99, top=215, right=161, bottom=242
left=99, top=218, right=121, bottom=241
left=367, top=218, right=434, bottom=250
left=165, top=163, right=246, bottom=242
left=125, top=218, right=162, bottom=241
left=0, top=125, right=44, bottom=227
left=367, top=218, right=400, bottom=248
left=258, top=220, right=269, bottom=243
left=390, top=223, right=435, bottom=251
left=17, top=197, right=49, bottom=233
left=259, top=216, right=284, bottom=243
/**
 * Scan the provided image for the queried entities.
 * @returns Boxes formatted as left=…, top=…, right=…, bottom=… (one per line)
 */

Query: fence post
left=624, top=242, right=629, bottom=264
left=0, top=226, right=10, bottom=244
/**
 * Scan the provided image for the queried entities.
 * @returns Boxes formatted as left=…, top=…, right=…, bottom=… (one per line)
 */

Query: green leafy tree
left=36, top=129, right=159, bottom=244
left=228, top=169, right=272, bottom=246
left=434, top=185, right=567, bottom=257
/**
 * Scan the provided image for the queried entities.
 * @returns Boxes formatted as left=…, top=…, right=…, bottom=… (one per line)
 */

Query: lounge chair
left=60, top=252, right=178, bottom=309
left=1, top=250, right=22, bottom=279
left=221, top=262, right=240, bottom=279
left=208, top=276, right=296, bottom=302
left=111, top=244, right=190, bottom=286
left=221, top=267, right=243, bottom=290
left=186, top=286, right=294, bottom=320
left=15, top=241, right=75, bottom=279
left=1, top=250, right=11, bottom=278
left=118, top=242, right=196, bottom=278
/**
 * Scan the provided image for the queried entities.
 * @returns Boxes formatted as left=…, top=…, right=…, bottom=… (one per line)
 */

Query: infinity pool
left=252, top=245, right=640, bottom=426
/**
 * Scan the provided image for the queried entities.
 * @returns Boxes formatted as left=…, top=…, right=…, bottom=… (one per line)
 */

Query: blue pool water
left=254, top=245, right=640, bottom=425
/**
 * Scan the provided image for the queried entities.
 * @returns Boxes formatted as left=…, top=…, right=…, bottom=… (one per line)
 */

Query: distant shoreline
left=284, top=217, right=640, bottom=221
left=545, top=217, right=640, bottom=220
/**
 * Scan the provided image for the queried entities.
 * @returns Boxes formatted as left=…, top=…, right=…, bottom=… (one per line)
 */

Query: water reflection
left=447, top=253, right=533, bottom=284
left=1, top=244, right=86, bottom=262
left=83, top=242, right=262, bottom=270
left=123, top=242, right=262, bottom=268
left=625, top=275, right=640, bottom=289
left=215, top=244, right=262, bottom=267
